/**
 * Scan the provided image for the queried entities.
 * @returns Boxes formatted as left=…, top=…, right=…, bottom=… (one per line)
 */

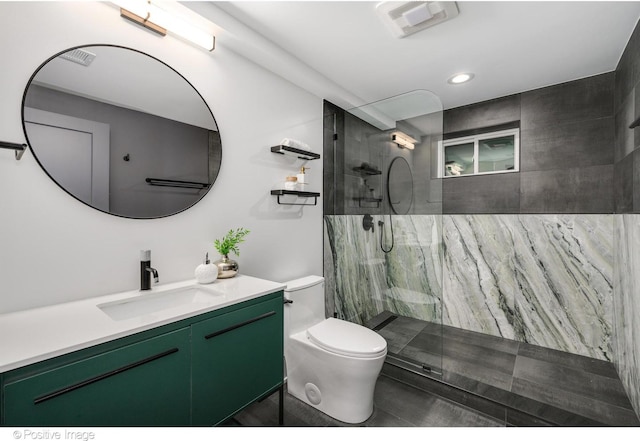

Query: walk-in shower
left=322, top=91, right=639, bottom=426
left=323, top=90, right=444, bottom=376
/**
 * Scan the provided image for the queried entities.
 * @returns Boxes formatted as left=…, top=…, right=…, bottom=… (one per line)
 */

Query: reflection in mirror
left=387, top=156, right=413, bottom=214
left=339, top=90, right=443, bottom=216
left=22, top=45, right=221, bottom=219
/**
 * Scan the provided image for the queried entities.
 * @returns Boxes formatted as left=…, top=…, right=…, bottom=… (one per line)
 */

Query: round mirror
left=387, top=156, right=413, bottom=214
left=22, top=45, right=221, bottom=219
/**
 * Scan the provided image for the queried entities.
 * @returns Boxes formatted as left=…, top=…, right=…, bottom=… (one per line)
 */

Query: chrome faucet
left=140, top=250, right=159, bottom=291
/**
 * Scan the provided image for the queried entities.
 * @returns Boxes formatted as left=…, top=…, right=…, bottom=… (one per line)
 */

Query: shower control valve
left=363, top=214, right=375, bottom=233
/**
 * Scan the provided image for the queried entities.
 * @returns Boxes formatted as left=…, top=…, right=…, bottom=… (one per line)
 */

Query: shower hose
left=378, top=215, right=394, bottom=254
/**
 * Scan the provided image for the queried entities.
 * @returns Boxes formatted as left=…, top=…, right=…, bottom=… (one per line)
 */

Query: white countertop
left=0, top=275, right=285, bottom=373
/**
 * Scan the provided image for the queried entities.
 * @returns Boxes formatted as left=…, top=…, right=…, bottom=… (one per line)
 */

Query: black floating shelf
left=630, top=115, right=640, bottom=130
left=271, top=189, right=320, bottom=206
left=352, top=166, right=382, bottom=175
left=271, top=145, right=320, bottom=160
left=354, top=197, right=383, bottom=202
left=353, top=197, right=383, bottom=208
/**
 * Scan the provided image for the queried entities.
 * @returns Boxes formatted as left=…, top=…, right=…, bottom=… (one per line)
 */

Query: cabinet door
left=3, top=328, right=191, bottom=426
left=191, top=296, right=283, bottom=425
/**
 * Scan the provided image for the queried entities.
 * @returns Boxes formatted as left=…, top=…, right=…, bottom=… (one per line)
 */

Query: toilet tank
left=284, top=275, right=325, bottom=336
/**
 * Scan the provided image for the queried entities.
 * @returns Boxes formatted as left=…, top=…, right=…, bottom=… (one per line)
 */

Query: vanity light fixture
left=112, top=0, right=216, bottom=51
left=447, top=72, right=474, bottom=84
left=391, top=131, right=418, bottom=150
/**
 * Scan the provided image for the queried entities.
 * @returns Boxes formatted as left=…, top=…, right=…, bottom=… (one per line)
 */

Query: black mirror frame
left=21, top=44, right=222, bottom=219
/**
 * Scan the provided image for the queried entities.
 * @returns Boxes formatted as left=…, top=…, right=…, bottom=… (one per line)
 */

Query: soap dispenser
left=195, top=253, right=218, bottom=284
left=297, top=166, right=309, bottom=186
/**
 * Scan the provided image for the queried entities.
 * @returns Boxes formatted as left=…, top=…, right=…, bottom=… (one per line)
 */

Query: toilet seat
left=306, top=318, right=387, bottom=359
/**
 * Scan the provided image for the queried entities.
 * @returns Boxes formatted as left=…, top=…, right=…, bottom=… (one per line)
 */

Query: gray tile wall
left=613, top=19, right=640, bottom=419
left=443, top=73, right=615, bottom=214
left=444, top=94, right=521, bottom=134
left=443, top=173, right=519, bottom=214
left=614, top=19, right=640, bottom=213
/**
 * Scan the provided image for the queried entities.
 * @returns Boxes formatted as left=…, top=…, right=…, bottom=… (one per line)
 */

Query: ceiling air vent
left=58, top=48, right=96, bottom=67
left=376, top=1, right=459, bottom=38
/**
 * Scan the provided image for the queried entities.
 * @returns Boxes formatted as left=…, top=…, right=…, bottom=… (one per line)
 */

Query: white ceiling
left=195, top=1, right=640, bottom=111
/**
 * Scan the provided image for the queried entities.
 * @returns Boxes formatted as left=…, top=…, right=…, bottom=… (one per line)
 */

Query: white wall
left=0, top=1, right=323, bottom=314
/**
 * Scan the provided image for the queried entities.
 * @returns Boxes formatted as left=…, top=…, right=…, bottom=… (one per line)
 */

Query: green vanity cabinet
left=0, top=291, right=284, bottom=427
left=3, top=328, right=191, bottom=426
left=191, top=295, right=283, bottom=426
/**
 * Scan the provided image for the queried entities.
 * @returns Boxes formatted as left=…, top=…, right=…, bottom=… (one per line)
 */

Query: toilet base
left=285, top=332, right=386, bottom=424
left=287, top=380, right=375, bottom=424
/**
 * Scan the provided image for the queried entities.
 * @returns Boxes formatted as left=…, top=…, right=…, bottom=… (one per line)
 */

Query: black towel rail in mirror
left=145, top=178, right=211, bottom=189
left=354, top=197, right=382, bottom=208
left=1, top=141, right=27, bottom=160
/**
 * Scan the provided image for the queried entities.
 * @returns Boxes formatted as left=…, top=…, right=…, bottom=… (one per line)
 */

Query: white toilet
left=283, top=275, right=387, bottom=424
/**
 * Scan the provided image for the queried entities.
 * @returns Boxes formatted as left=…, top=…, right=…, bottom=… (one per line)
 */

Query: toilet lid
left=306, top=318, right=387, bottom=359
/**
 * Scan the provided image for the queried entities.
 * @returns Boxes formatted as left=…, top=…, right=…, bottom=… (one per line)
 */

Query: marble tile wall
left=325, top=214, right=613, bottom=361
left=324, top=215, right=442, bottom=325
left=613, top=215, right=640, bottom=417
left=444, top=214, right=613, bottom=361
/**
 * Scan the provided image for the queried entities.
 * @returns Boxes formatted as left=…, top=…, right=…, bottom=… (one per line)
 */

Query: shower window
left=440, top=128, right=519, bottom=177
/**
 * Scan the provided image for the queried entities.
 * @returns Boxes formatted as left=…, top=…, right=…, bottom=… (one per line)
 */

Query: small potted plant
left=213, top=227, right=250, bottom=278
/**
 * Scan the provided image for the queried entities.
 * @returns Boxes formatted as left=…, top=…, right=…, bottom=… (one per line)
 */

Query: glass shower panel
left=323, top=90, right=443, bottom=377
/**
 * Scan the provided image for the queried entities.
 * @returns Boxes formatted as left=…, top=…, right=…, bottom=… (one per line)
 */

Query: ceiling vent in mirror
left=59, top=48, right=96, bottom=67
left=376, top=1, right=459, bottom=38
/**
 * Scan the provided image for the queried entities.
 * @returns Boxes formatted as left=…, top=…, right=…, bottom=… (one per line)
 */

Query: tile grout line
left=508, top=341, right=521, bottom=392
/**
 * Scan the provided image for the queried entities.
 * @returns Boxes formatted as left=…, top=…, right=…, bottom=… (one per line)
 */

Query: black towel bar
left=145, top=178, right=210, bottom=189
left=0, top=141, right=27, bottom=160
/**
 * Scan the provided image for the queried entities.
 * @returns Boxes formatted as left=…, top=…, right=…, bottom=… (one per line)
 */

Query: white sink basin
left=97, top=285, right=223, bottom=321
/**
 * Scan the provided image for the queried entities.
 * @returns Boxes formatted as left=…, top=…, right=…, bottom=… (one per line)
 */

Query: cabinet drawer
left=3, top=328, right=191, bottom=426
left=191, top=295, right=283, bottom=425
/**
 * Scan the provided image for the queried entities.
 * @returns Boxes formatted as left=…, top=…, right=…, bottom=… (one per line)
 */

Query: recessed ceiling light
left=448, top=73, right=474, bottom=84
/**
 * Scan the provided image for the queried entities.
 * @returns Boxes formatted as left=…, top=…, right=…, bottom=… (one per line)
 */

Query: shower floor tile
left=368, top=311, right=640, bottom=426
left=517, top=341, right=619, bottom=378
left=372, top=315, right=429, bottom=354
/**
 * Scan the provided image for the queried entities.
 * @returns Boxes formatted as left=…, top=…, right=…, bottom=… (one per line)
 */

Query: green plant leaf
left=214, top=227, right=250, bottom=257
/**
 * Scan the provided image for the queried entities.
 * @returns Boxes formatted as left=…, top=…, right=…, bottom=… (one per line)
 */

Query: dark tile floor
left=367, top=311, right=640, bottom=426
left=230, top=375, right=504, bottom=427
